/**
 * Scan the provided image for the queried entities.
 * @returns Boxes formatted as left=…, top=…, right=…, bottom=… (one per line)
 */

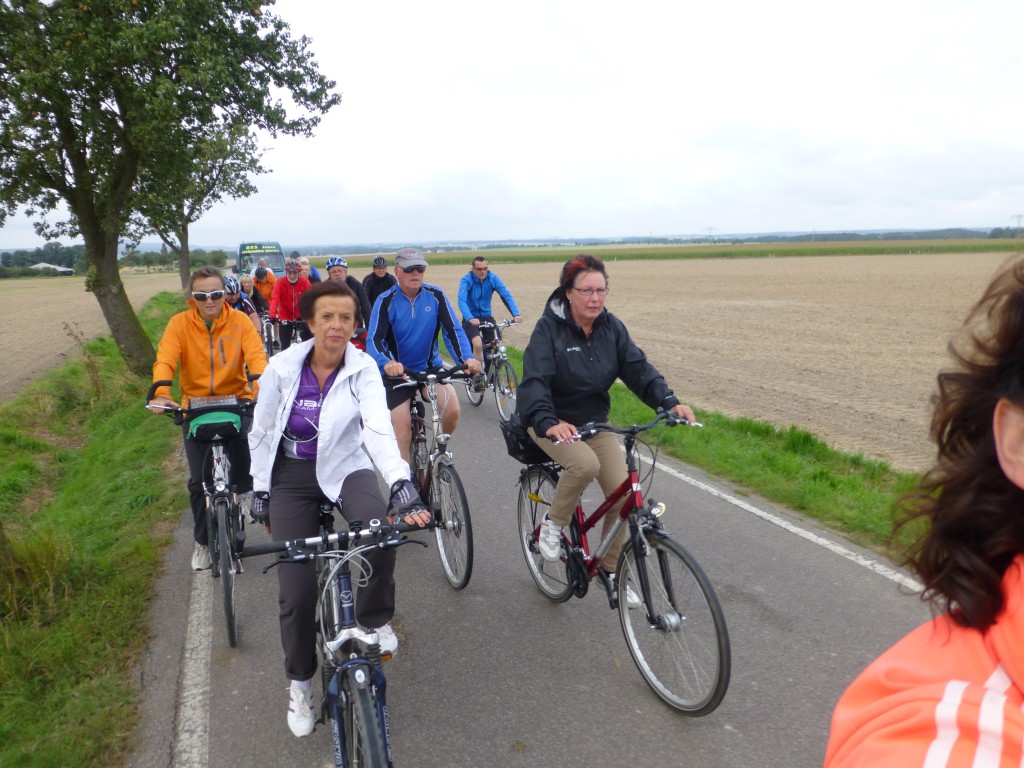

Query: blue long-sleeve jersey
left=367, top=284, right=476, bottom=372
left=457, top=270, right=520, bottom=320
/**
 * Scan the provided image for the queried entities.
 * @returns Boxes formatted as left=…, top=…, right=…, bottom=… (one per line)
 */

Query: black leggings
left=270, top=457, right=395, bottom=681
left=183, top=430, right=252, bottom=545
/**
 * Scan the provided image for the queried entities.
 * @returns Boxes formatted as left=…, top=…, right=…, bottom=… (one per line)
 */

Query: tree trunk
left=176, top=235, right=189, bottom=289
left=85, top=232, right=156, bottom=376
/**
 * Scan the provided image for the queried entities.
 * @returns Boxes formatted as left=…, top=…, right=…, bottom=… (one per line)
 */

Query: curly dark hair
left=900, top=256, right=1024, bottom=629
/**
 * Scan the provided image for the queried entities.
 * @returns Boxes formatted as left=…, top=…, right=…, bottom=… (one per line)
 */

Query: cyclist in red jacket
left=270, top=259, right=311, bottom=351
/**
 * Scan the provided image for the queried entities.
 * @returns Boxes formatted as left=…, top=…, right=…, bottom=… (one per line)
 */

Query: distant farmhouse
left=30, top=262, right=73, bottom=275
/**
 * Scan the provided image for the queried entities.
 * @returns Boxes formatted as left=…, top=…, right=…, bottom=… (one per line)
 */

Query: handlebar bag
left=188, top=411, right=242, bottom=442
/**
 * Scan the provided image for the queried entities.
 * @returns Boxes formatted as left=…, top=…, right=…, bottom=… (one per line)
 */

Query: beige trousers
left=527, top=427, right=629, bottom=572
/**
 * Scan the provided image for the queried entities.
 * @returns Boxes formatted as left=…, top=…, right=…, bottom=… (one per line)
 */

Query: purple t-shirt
left=285, top=361, right=342, bottom=460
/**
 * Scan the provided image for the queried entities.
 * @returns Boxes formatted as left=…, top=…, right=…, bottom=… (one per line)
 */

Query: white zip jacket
left=248, top=338, right=410, bottom=501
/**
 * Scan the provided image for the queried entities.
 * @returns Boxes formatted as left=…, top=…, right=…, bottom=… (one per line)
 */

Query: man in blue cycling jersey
left=457, top=256, right=523, bottom=370
left=366, top=248, right=481, bottom=465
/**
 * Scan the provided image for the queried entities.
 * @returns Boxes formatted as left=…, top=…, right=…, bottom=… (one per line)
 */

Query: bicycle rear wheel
left=515, top=465, right=572, bottom=602
left=433, top=462, right=473, bottom=589
left=493, top=360, right=518, bottom=421
left=616, top=531, right=730, bottom=715
left=464, top=376, right=485, bottom=406
left=343, top=666, right=389, bottom=768
left=215, top=500, right=239, bottom=647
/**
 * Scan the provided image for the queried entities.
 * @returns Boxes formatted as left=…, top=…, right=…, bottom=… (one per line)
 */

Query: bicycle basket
left=499, top=415, right=548, bottom=465
left=187, top=410, right=242, bottom=441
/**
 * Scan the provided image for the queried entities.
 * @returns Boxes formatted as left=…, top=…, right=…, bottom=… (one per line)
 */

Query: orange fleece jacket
left=152, top=301, right=267, bottom=403
left=826, top=557, right=1024, bottom=767
left=253, top=272, right=275, bottom=305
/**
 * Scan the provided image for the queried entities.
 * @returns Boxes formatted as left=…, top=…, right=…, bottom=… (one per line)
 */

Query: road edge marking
left=644, top=453, right=924, bottom=592
left=173, top=571, right=212, bottom=767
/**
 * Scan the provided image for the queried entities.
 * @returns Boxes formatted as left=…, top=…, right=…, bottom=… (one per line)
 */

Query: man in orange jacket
left=147, top=266, right=268, bottom=571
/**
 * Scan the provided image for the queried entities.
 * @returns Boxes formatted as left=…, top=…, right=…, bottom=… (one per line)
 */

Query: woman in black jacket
left=517, top=255, right=696, bottom=589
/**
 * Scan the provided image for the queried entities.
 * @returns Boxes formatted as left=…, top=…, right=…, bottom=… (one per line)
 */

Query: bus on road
left=237, top=242, right=286, bottom=278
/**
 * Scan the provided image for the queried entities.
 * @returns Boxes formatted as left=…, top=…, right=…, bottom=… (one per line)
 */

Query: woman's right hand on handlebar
left=147, top=395, right=180, bottom=414
left=545, top=420, right=580, bottom=445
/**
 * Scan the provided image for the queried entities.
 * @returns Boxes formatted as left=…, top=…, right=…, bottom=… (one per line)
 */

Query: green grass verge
left=504, top=346, right=920, bottom=557
left=0, top=292, right=186, bottom=767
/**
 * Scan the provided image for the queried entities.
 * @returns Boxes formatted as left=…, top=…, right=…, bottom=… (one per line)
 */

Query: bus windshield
left=238, top=242, right=286, bottom=277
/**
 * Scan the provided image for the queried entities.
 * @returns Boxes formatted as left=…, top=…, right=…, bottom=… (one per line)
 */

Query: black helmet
left=255, top=266, right=267, bottom=280
left=372, top=256, right=387, bottom=268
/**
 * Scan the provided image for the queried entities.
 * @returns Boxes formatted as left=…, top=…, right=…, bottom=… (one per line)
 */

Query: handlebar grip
left=147, top=379, right=173, bottom=401
left=240, top=540, right=288, bottom=558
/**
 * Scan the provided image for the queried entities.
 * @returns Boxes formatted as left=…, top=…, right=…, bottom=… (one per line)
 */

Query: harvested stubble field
left=5, top=251, right=1018, bottom=471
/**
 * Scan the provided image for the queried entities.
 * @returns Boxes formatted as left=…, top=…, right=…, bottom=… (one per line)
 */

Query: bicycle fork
left=325, top=661, right=393, bottom=768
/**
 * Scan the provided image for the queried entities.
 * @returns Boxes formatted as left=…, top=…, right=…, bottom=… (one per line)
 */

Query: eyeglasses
left=473, top=267, right=489, bottom=273
left=401, top=265, right=426, bottom=274
left=192, top=290, right=226, bottom=301
left=573, top=287, right=608, bottom=298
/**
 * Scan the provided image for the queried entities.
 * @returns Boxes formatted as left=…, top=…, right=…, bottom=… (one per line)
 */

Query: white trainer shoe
left=191, top=542, right=211, bottom=571
left=376, top=623, right=399, bottom=657
left=538, top=516, right=563, bottom=562
left=287, top=682, right=315, bottom=737
left=624, top=584, right=642, bottom=610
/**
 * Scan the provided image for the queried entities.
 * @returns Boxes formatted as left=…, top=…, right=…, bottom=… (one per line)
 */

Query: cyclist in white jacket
left=248, top=280, right=428, bottom=738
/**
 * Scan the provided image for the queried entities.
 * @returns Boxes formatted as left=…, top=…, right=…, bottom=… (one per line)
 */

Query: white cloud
left=2, top=0, right=1023, bottom=250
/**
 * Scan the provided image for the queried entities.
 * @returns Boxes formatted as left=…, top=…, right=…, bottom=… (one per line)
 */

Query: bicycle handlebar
left=388, top=362, right=470, bottom=389
left=145, top=379, right=259, bottom=425
left=476, top=318, right=518, bottom=330
left=241, top=518, right=419, bottom=560
left=576, top=409, right=702, bottom=440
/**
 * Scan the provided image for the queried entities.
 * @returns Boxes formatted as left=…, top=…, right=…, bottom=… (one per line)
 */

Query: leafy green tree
left=132, top=124, right=264, bottom=289
left=0, top=1, right=340, bottom=374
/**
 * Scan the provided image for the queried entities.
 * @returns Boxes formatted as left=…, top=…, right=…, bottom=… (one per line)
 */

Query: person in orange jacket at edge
left=826, top=255, right=1024, bottom=767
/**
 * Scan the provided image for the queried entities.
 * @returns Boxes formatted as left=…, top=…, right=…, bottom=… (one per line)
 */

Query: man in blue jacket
left=457, top=256, right=523, bottom=370
left=367, top=248, right=482, bottom=465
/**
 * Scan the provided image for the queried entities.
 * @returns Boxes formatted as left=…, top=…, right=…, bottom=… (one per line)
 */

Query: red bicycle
left=514, top=411, right=730, bottom=715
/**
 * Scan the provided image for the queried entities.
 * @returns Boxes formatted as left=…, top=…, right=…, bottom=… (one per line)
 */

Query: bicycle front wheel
left=343, top=666, right=389, bottom=768
left=216, top=500, right=239, bottom=647
left=433, top=462, right=473, bottom=589
left=263, top=324, right=274, bottom=359
left=493, top=360, right=518, bottom=421
left=616, top=532, right=730, bottom=715
left=516, top=465, right=572, bottom=602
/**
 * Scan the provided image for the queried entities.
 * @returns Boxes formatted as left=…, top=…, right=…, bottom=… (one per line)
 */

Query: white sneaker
left=287, top=682, right=315, bottom=737
left=191, top=542, right=211, bottom=571
left=538, top=516, right=563, bottom=562
left=624, top=584, right=642, bottom=610
left=376, top=623, right=399, bottom=657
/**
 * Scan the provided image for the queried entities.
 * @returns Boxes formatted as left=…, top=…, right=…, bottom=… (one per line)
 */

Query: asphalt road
left=128, top=385, right=932, bottom=768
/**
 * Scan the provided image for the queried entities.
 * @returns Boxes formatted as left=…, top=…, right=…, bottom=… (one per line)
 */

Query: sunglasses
left=192, top=290, right=226, bottom=301
left=401, top=265, right=426, bottom=274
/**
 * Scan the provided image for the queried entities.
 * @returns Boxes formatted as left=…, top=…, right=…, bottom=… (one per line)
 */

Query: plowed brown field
left=6, top=252, right=1018, bottom=471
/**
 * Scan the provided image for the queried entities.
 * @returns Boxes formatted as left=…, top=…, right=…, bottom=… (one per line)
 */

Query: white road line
left=643, top=453, right=924, bottom=592
left=173, top=571, right=212, bottom=767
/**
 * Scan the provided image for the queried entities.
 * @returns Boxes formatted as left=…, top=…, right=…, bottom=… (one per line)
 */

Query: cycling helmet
left=326, top=257, right=348, bottom=269
left=372, top=256, right=387, bottom=268
left=285, top=259, right=302, bottom=273
left=223, top=275, right=240, bottom=295
left=255, top=266, right=267, bottom=280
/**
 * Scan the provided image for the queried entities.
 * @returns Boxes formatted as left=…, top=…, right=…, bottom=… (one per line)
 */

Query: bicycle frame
left=408, top=374, right=458, bottom=497
left=570, top=461, right=643, bottom=581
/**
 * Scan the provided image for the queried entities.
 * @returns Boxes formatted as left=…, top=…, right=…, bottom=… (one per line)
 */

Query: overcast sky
left=2, top=0, right=1022, bottom=250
